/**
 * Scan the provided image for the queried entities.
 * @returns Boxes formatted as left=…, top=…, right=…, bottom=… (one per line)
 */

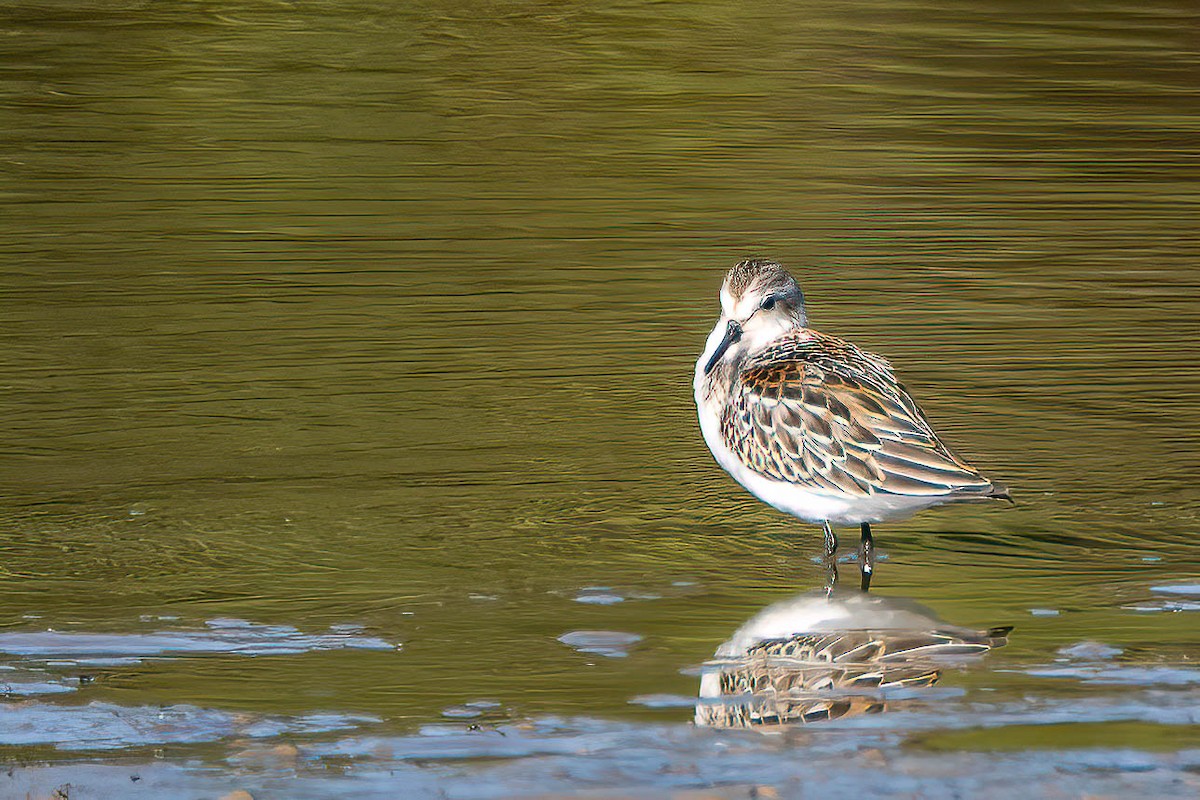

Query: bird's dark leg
left=858, top=522, right=875, bottom=592
left=822, top=521, right=838, bottom=594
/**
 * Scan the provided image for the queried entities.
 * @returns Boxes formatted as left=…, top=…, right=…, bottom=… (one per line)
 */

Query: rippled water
left=1, top=1, right=1198, bottom=796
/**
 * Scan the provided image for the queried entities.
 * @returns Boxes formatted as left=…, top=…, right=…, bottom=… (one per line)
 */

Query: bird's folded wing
left=722, top=353, right=994, bottom=497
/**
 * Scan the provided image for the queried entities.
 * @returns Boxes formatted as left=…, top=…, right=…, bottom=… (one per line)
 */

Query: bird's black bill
left=704, top=320, right=743, bottom=375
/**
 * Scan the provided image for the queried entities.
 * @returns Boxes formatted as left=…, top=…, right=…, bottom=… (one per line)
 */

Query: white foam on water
left=0, top=619, right=396, bottom=665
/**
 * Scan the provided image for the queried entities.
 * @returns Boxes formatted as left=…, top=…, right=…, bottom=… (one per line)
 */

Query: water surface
left=1, top=1, right=1198, bottom=796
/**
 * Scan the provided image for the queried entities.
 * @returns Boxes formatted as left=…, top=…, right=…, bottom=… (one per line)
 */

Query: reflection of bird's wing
left=721, top=332, right=1003, bottom=497
left=747, top=628, right=1003, bottom=663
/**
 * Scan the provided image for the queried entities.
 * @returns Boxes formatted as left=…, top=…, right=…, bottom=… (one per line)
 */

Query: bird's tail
left=986, top=481, right=1014, bottom=505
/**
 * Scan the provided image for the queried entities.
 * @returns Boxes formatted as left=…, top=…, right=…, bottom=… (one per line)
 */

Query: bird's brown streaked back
left=718, top=330, right=1003, bottom=498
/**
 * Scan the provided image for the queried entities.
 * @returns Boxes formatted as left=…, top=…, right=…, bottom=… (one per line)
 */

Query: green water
left=1, top=1, right=1198, bottom=796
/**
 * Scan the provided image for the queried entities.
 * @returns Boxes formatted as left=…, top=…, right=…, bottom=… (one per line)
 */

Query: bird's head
left=703, top=259, right=807, bottom=376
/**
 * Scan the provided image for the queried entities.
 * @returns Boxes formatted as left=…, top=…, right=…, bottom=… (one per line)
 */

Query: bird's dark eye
left=760, top=294, right=778, bottom=310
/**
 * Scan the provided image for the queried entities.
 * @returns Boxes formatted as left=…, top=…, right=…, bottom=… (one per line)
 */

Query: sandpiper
left=694, top=259, right=1009, bottom=590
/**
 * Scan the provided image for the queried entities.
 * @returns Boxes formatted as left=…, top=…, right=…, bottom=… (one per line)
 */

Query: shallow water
left=1, top=1, right=1198, bottom=796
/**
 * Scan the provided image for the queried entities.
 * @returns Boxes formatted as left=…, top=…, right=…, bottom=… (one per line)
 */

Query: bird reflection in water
left=696, top=590, right=1011, bottom=729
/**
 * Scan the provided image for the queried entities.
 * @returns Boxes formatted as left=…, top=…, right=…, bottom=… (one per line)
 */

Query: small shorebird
left=694, top=259, right=1009, bottom=590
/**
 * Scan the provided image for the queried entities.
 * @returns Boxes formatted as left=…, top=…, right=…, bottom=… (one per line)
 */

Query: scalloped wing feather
left=720, top=333, right=996, bottom=498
